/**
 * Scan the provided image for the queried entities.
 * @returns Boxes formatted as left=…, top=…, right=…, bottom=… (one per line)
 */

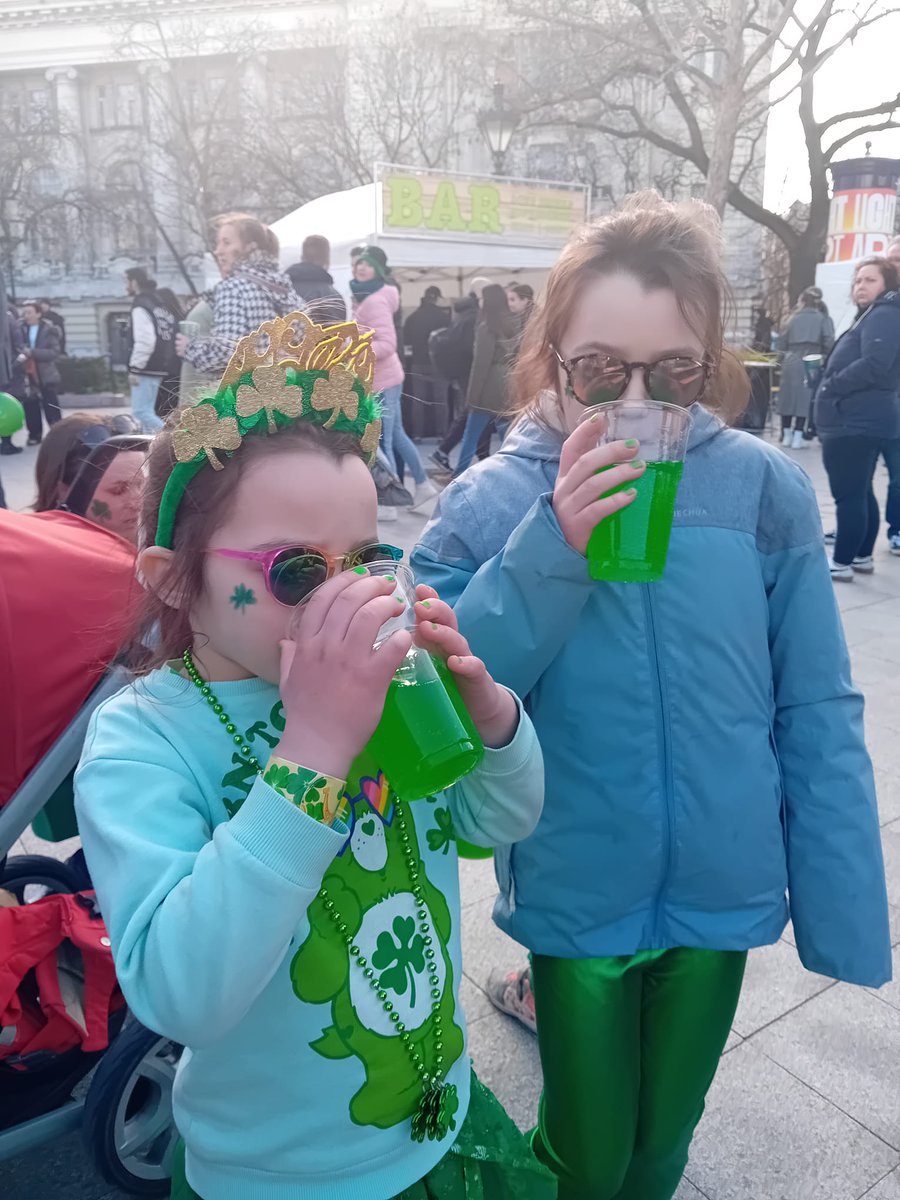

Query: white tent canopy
left=271, top=183, right=562, bottom=305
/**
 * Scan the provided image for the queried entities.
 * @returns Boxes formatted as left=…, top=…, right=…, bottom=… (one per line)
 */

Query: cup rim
left=581, top=398, right=695, bottom=424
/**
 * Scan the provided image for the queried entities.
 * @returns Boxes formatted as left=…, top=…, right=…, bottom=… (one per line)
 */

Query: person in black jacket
left=20, top=299, right=63, bottom=445
left=126, top=268, right=179, bottom=433
left=286, top=235, right=346, bottom=325
left=816, top=257, right=900, bottom=580
left=404, top=286, right=450, bottom=435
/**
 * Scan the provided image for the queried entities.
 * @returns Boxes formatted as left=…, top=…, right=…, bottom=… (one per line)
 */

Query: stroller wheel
left=0, top=854, right=80, bottom=903
left=83, top=1018, right=182, bottom=1195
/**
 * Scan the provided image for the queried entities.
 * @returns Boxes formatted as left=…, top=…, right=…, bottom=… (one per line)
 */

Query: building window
left=117, top=82, right=141, bottom=126
left=96, top=83, right=109, bottom=128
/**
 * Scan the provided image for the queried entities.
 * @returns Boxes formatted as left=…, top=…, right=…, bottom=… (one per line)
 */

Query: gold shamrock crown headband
left=154, top=311, right=382, bottom=548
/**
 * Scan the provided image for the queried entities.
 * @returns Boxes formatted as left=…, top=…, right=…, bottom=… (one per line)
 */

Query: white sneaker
left=852, top=556, right=875, bottom=574
left=411, top=480, right=439, bottom=511
left=781, top=429, right=793, bottom=446
left=792, top=429, right=808, bottom=449
left=377, top=505, right=398, bottom=524
left=890, top=533, right=900, bottom=556
left=829, top=558, right=854, bottom=582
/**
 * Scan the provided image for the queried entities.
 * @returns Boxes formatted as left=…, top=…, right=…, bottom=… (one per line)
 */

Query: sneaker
left=430, top=449, right=452, bottom=473
left=781, top=429, right=792, bottom=446
left=824, top=529, right=836, bottom=545
left=26, top=436, right=41, bottom=446
left=486, top=966, right=537, bottom=1034
left=411, top=479, right=439, bottom=511
left=852, top=556, right=875, bottom=574
left=890, top=534, right=900, bottom=556
left=0, top=443, right=22, bottom=455
left=829, top=558, right=854, bottom=582
left=377, top=505, right=398, bottom=524
left=792, top=429, right=808, bottom=449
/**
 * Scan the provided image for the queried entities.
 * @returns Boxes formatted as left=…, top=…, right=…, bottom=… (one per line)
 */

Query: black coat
left=816, top=291, right=900, bottom=441
left=403, top=300, right=450, bottom=366
left=286, top=262, right=346, bottom=325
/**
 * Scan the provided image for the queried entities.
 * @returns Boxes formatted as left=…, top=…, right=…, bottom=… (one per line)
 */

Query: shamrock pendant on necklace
left=181, top=648, right=459, bottom=1143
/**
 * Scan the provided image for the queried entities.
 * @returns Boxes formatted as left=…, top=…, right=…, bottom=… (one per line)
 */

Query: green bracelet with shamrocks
left=263, top=757, right=348, bottom=826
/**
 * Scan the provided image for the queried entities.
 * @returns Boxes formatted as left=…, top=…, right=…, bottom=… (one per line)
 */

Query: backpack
left=428, top=318, right=474, bottom=383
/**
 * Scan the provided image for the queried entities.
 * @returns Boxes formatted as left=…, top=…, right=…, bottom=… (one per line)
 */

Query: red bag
left=0, top=891, right=125, bottom=1064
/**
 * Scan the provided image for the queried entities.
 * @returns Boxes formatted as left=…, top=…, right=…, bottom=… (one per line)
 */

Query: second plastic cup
left=586, top=400, right=693, bottom=583
left=178, top=320, right=200, bottom=338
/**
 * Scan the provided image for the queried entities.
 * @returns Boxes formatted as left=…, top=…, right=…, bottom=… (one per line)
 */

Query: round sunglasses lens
left=269, top=552, right=328, bottom=606
left=649, top=359, right=706, bottom=405
left=577, top=356, right=629, bottom=405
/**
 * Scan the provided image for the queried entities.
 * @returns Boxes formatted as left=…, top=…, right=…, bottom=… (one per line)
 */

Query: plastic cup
left=585, top=400, right=693, bottom=583
left=178, top=321, right=200, bottom=338
left=289, top=562, right=484, bottom=801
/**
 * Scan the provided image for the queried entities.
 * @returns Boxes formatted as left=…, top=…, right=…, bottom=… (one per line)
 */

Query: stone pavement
left=4, top=423, right=900, bottom=1200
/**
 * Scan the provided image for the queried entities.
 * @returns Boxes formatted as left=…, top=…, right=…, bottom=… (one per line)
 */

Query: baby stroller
left=0, top=676, right=182, bottom=1196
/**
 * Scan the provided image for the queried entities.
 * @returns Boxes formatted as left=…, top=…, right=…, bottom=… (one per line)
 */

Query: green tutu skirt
left=170, top=1071, right=556, bottom=1200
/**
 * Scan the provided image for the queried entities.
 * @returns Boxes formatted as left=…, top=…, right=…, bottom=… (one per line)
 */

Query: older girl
left=413, top=192, right=890, bottom=1200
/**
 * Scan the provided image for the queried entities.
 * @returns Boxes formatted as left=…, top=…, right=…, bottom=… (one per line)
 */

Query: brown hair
left=513, top=191, right=749, bottom=423
left=853, top=256, right=900, bottom=295
left=213, top=212, right=278, bottom=258
left=34, top=413, right=107, bottom=511
left=481, top=283, right=516, bottom=339
left=302, top=234, right=331, bottom=267
left=130, top=418, right=367, bottom=672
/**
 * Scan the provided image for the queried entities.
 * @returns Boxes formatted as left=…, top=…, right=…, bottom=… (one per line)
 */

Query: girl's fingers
left=371, top=628, right=413, bottom=682
left=414, top=596, right=458, bottom=633
left=313, top=575, right=398, bottom=643
left=444, top=653, right=491, bottom=682
left=415, top=583, right=440, bottom=603
left=559, top=438, right=641, bottom=498
left=558, top=409, right=608, bottom=478
left=342, top=591, right=412, bottom=657
left=579, top=488, right=640, bottom=528
left=567, top=459, right=646, bottom=514
left=297, top=569, right=374, bottom=639
left=416, top=617, right=470, bottom=660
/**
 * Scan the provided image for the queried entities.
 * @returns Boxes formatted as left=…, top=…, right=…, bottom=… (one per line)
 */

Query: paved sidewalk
left=4, top=432, right=900, bottom=1199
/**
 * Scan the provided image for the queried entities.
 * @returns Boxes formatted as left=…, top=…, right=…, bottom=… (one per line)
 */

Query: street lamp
left=478, top=82, right=520, bottom=176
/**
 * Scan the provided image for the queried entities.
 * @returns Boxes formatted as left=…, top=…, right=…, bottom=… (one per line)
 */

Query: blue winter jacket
left=815, top=290, right=900, bottom=440
left=412, top=407, right=891, bottom=987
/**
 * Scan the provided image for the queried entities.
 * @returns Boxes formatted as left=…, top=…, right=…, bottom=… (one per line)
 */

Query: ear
left=138, top=545, right=184, bottom=610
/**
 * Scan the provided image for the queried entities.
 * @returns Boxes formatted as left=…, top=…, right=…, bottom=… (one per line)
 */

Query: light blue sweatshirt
left=74, top=669, right=543, bottom=1200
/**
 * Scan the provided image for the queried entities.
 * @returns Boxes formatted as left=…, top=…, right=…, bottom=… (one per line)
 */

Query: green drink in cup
left=178, top=320, right=200, bottom=339
left=291, top=563, right=484, bottom=801
left=586, top=399, right=692, bottom=583
left=365, top=564, right=484, bottom=800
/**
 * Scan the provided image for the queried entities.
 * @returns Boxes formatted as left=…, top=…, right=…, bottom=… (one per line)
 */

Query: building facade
left=0, top=0, right=768, bottom=358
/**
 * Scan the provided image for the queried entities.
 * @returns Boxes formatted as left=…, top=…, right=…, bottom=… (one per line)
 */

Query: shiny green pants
left=530, top=946, right=747, bottom=1200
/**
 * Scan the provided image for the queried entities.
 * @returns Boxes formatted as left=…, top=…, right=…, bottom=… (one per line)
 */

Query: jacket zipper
left=643, top=584, right=675, bottom=942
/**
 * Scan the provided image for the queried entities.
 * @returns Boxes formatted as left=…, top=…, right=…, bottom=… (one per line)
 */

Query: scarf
left=350, top=275, right=385, bottom=300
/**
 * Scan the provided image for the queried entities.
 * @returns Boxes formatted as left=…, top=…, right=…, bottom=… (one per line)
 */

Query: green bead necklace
left=182, top=649, right=458, bottom=1142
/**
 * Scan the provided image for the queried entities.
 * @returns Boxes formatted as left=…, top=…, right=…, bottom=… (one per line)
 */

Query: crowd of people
left=1, top=193, right=899, bottom=1200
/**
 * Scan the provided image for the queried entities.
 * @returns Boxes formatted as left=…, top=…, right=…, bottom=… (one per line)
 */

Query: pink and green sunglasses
left=208, top=542, right=403, bottom=607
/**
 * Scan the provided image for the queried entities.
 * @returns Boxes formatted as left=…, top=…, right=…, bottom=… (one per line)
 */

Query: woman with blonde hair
left=413, top=192, right=889, bottom=1200
left=178, top=213, right=300, bottom=379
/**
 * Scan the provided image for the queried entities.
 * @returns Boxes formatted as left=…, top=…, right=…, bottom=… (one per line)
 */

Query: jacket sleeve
left=75, top=711, right=348, bottom=1047
left=466, top=325, right=495, bottom=409
left=761, top=483, right=891, bottom=986
left=444, top=692, right=543, bottom=848
left=129, top=308, right=156, bottom=371
left=826, top=308, right=900, bottom=395
left=185, top=279, right=249, bottom=374
left=367, top=289, right=399, bottom=364
left=412, top=482, right=596, bottom=700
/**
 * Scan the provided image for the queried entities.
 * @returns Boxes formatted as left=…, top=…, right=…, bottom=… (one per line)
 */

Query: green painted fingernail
left=353, top=566, right=368, bottom=575
left=625, top=438, right=638, bottom=448
left=384, top=574, right=395, bottom=582
left=624, top=487, right=638, bottom=496
left=396, top=596, right=405, bottom=604
left=421, top=599, right=431, bottom=607
left=431, top=622, right=439, bottom=630
left=631, top=459, right=645, bottom=469
left=589, top=412, right=601, bottom=423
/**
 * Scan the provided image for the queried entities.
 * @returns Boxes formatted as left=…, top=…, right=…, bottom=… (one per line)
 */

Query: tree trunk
left=787, top=231, right=824, bottom=304
left=703, top=0, right=747, bottom=216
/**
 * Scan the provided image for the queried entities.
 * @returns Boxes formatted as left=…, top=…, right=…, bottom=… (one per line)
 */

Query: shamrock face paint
left=91, top=500, right=111, bottom=521
left=87, top=450, right=146, bottom=545
left=230, top=584, right=257, bottom=612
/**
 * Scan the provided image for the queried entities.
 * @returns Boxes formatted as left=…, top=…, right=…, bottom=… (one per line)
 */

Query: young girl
left=412, top=192, right=891, bottom=1200
left=74, top=313, right=554, bottom=1200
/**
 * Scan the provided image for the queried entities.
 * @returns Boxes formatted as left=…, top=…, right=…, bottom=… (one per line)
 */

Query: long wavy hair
left=512, top=191, right=750, bottom=424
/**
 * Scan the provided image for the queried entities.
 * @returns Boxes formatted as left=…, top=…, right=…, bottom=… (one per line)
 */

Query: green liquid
left=369, top=652, right=484, bottom=802
left=587, top=459, right=684, bottom=583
